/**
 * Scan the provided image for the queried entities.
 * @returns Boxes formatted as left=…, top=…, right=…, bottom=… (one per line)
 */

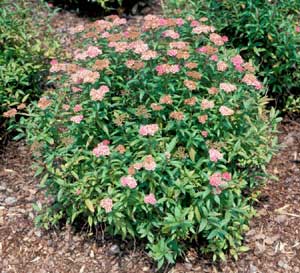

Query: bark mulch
left=1, top=2, right=300, bottom=272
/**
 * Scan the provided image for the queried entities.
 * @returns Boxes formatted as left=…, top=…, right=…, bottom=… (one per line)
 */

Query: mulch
left=1, top=2, right=300, bottom=272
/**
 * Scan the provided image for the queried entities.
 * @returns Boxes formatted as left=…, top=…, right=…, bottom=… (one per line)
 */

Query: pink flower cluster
left=220, top=83, right=237, bottom=93
left=242, top=74, right=263, bottom=90
left=217, top=61, right=228, bottom=72
left=219, top=106, right=234, bottom=116
left=141, top=50, right=158, bottom=60
left=163, top=30, right=180, bottom=39
left=192, top=24, right=215, bottom=34
left=74, top=46, right=102, bottom=60
left=201, top=99, right=215, bottom=110
left=90, top=85, right=110, bottom=101
left=92, top=141, right=110, bottom=157
left=231, top=55, right=244, bottom=72
left=143, top=155, right=156, bottom=171
left=71, top=68, right=99, bottom=84
left=70, top=115, right=83, bottom=124
left=209, top=172, right=231, bottom=193
left=156, top=64, right=180, bottom=75
left=139, top=124, right=159, bottom=136
left=144, top=193, right=157, bottom=205
left=209, top=148, right=223, bottom=162
left=120, top=176, right=137, bottom=189
left=100, top=198, right=113, bottom=213
left=209, top=33, right=225, bottom=46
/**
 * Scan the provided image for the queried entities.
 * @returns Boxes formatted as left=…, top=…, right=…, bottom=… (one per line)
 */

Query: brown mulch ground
left=1, top=2, right=300, bottom=272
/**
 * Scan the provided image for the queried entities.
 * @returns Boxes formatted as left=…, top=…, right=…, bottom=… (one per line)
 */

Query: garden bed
left=1, top=1, right=300, bottom=272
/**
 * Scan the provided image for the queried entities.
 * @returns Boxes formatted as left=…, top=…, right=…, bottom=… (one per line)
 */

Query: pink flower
left=144, top=193, right=157, bottom=205
left=231, top=55, right=244, bottom=72
left=86, top=46, right=102, bottom=58
left=219, top=106, right=234, bottom=116
left=141, top=50, right=158, bottom=60
left=222, top=172, right=231, bottom=181
left=72, top=86, right=82, bottom=92
left=198, top=115, right=208, bottom=124
left=167, top=49, right=178, bottom=56
left=100, top=198, right=113, bottom=213
left=210, top=54, right=218, bottom=62
left=242, top=74, right=263, bottom=90
left=120, top=176, right=137, bottom=189
left=190, top=20, right=200, bottom=27
left=176, top=18, right=184, bottom=26
left=62, top=104, right=70, bottom=111
left=139, top=124, right=159, bottom=136
left=201, top=131, right=208, bottom=137
left=209, top=148, right=223, bottom=162
left=92, top=142, right=110, bottom=157
left=133, top=163, right=143, bottom=170
left=90, top=85, right=109, bottom=101
left=163, top=30, right=180, bottom=39
left=209, top=33, right=224, bottom=46
left=143, top=155, right=156, bottom=171
left=70, top=115, right=83, bottom=124
left=219, top=83, right=237, bottom=93
left=201, top=99, right=215, bottom=110
left=217, top=61, right=228, bottom=71
left=296, top=26, right=300, bottom=33
left=73, top=104, right=82, bottom=112
left=209, top=173, right=223, bottom=187
left=222, top=36, right=229, bottom=42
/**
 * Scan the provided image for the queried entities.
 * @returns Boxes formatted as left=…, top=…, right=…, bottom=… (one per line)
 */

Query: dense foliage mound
left=0, top=0, right=58, bottom=142
left=166, top=0, right=300, bottom=109
left=24, top=15, right=279, bottom=267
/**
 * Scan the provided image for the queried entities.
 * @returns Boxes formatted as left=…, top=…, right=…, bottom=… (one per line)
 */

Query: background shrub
left=164, top=0, right=300, bottom=109
left=0, top=0, right=58, bottom=142
left=24, top=15, right=280, bottom=267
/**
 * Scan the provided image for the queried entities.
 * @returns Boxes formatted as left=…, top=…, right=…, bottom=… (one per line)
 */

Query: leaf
left=85, top=199, right=95, bottom=213
left=188, top=147, right=196, bottom=162
left=166, top=136, right=178, bottom=153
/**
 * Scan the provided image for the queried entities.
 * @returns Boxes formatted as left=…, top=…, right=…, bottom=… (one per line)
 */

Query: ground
left=1, top=2, right=300, bottom=272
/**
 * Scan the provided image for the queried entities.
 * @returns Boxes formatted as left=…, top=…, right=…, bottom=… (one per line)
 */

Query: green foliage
left=164, top=0, right=300, bottom=109
left=0, top=0, right=58, bottom=141
left=23, top=15, right=280, bottom=267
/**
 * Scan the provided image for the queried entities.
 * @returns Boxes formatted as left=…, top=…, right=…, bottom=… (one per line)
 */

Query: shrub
left=0, top=0, right=58, bottom=142
left=164, top=0, right=300, bottom=108
left=24, top=15, right=280, bottom=267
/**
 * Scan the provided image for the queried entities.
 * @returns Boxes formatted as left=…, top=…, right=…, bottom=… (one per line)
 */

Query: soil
left=1, top=2, right=300, bottom=272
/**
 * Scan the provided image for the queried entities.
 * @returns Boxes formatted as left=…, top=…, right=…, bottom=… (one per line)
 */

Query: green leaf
left=188, top=147, right=196, bottom=162
left=85, top=199, right=95, bottom=213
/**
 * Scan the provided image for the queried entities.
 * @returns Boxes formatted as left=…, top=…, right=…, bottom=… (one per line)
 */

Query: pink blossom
left=70, top=115, right=83, bottom=124
left=143, top=155, right=156, bottom=171
left=100, top=198, right=113, bottom=213
left=209, top=148, right=223, bottom=162
left=210, top=54, right=218, bottom=62
left=73, top=104, right=82, bottom=112
left=163, top=30, right=180, bottom=39
left=222, top=172, right=231, bottom=181
left=209, top=173, right=223, bottom=187
left=201, top=99, right=215, bottom=110
left=201, top=131, right=208, bottom=137
left=217, top=61, right=228, bottom=71
left=72, top=86, right=82, bottom=92
left=209, top=33, right=224, bottom=46
left=144, top=193, right=157, bottom=205
left=167, top=49, right=178, bottom=56
left=86, top=46, right=102, bottom=58
left=198, top=115, right=208, bottom=124
left=133, top=163, right=143, bottom=170
left=192, top=25, right=215, bottom=34
left=176, top=18, right=184, bottom=26
left=242, top=74, right=263, bottom=90
left=120, top=176, right=137, bottom=189
left=219, top=83, right=237, bottom=93
left=222, top=36, right=229, bottom=42
left=90, top=85, right=109, bottom=101
left=141, top=50, right=158, bottom=60
left=92, top=142, right=110, bottom=157
left=139, top=124, right=159, bottom=136
left=190, top=20, right=200, bottom=27
left=62, top=104, right=70, bottom=111
left=219, top=106, right=234, bottom=116
left=296, top=26, right=300, bottom=33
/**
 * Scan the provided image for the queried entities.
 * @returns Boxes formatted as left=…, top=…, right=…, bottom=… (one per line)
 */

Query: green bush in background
left=164, top=0, right=300, bottom=110
left=0, top=0, right=58, bottom=142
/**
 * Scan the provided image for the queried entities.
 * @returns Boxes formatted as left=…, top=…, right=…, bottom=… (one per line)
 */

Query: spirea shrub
left=24, top=15, right=280, bottom=267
